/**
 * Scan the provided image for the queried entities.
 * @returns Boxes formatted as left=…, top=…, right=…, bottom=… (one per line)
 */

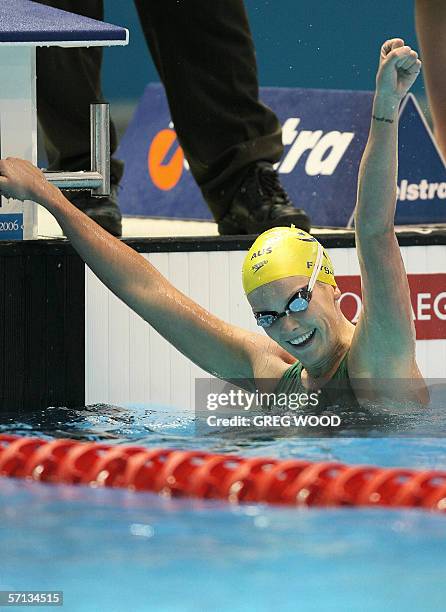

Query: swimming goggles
left=254, top=241, right=323, bottom=328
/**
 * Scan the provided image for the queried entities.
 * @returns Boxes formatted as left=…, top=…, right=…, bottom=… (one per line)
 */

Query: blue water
left=1, top=403, right=446, bottom=612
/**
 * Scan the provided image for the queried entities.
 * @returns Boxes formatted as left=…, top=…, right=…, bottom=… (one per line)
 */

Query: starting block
left=0, top=0, right=128, bottom=240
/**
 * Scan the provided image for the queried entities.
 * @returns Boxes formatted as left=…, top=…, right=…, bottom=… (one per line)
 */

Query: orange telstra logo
left=148, top=128, right=184, bottom=190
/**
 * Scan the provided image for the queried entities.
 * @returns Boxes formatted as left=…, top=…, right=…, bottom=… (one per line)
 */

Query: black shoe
left=217, top=161, right=311, bottom=235
left=63, top=183, right=122, bottom=237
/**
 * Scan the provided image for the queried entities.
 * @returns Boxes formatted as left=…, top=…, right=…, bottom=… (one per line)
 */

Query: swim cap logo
left=252, top=260, right=268, bottom=273
left=250, top=247, right=273, bottom=260
left=148, top=128, right=185, bottom=190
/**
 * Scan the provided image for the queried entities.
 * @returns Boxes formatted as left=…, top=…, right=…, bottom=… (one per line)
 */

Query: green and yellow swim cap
left=242, top=226, right=336, bottom=295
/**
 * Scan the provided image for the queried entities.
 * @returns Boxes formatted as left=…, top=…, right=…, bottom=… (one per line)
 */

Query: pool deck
left=36, top=209, right=446, bottom=243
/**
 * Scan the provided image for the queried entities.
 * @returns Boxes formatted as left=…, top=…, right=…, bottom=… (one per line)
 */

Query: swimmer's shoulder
left=246, top=334, right=296, bottom=393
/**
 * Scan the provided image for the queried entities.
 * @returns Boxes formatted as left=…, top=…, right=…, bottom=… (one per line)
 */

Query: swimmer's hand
left=376, top=38, right=421, bottom=102
left=0, top=158, right=58, bottom=205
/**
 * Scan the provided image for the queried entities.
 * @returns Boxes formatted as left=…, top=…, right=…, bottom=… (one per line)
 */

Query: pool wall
left=85, top=232, right=446, bottom=408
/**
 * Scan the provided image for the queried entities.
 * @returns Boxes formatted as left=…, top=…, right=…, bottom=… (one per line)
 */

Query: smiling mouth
left=287, top=328, right=316, bottom=348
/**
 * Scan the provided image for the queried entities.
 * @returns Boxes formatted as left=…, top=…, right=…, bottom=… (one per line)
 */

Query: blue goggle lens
left=256, top=314, right=275, bottom=328
left=288, top=296, right=309, bottom=312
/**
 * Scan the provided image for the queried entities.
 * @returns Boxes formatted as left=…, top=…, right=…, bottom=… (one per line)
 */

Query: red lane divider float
left=1, top=434, right=446, bottom=511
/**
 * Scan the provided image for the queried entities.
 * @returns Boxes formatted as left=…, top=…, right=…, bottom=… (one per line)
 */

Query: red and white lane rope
left=1, top=434, right=445, bottom=511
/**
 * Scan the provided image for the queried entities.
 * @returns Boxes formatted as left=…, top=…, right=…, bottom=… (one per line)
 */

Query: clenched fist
left=376, top=38, right=422, bottom=101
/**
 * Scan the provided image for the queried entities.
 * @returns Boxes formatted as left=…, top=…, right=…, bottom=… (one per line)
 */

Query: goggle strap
left=307, top=242, right=323, bottom=292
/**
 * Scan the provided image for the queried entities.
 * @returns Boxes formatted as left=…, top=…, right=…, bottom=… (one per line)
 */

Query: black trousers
left=36, top=1, right=284, bottom=220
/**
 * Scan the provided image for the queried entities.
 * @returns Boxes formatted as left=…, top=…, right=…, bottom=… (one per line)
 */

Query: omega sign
left=336, top=274, right=446, bottom=340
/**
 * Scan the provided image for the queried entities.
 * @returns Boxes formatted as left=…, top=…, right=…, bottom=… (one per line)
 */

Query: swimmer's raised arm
left=349, top=39, right=423, bottom=380
left=0, top=161, right=284, bottom=385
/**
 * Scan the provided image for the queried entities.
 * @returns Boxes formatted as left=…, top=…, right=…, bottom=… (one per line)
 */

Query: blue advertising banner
left=393, top=95, right=446, bottom=226
left=117, top=84, right=446, bottom=227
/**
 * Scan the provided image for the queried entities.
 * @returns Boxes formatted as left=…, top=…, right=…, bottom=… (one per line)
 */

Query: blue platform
left=0, top=0, right=128, bottom=45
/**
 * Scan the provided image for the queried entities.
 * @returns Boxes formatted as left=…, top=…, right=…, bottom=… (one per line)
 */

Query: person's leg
left=36, top=0, right=123, bottom=235
left=134, top=0, right=310, bottom=233
left=415, top=0, right=446, bottom=161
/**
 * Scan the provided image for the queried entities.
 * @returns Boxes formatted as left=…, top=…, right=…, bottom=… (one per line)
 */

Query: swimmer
left=0, top=38, right=428, bottom=407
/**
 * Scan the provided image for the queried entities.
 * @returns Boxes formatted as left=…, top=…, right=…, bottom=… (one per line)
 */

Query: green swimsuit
left=274, top=352, right=359, bottom=410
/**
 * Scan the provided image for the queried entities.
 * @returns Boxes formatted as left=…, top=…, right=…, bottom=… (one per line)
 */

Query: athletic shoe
left=217, top=161, right=311, bottom=235
left=63, top=182, right=122, bottom=237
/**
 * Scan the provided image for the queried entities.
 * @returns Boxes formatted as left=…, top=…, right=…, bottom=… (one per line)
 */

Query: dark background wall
left=102, top=0, right=424, bottom=102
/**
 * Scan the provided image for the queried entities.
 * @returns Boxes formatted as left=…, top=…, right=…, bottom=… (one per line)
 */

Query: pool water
left=1, top=402, right=446, bottom=611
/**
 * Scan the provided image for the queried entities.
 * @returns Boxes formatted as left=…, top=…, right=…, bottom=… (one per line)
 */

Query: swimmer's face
left=247, top=275, right=342, bottom=361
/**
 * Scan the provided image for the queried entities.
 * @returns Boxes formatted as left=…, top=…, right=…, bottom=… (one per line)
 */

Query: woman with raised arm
left=0, top=39, right=427, bottom=407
